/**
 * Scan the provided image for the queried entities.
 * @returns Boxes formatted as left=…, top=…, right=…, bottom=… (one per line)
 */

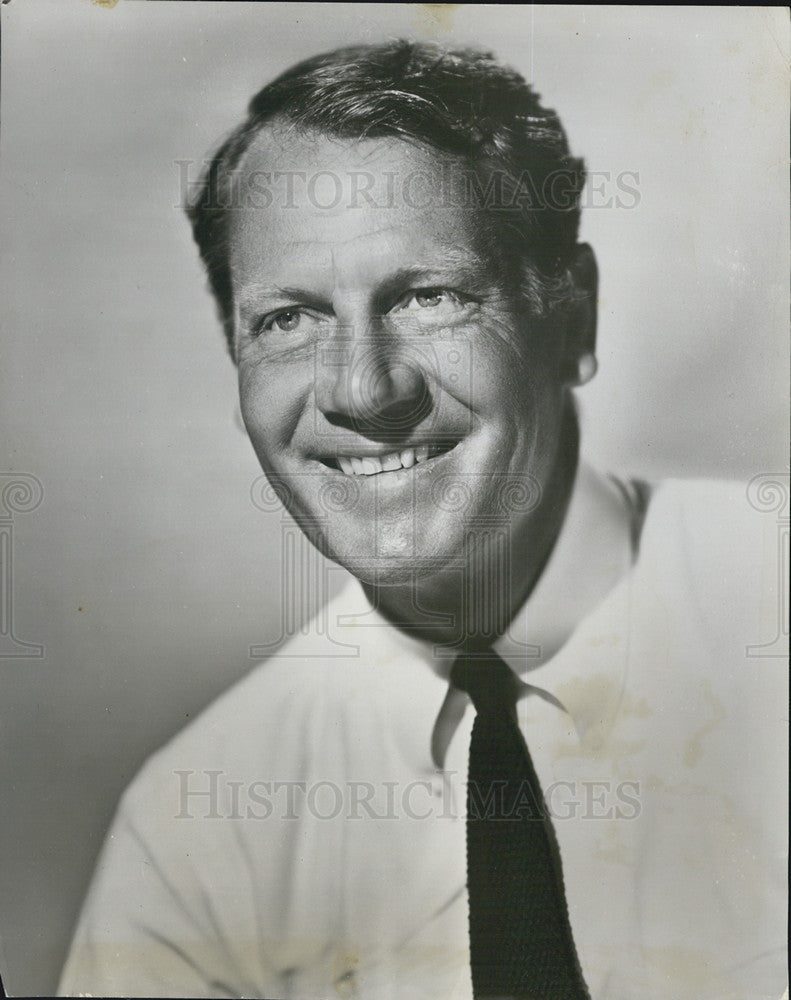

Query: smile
left=323, top=442, right=458, bottom=476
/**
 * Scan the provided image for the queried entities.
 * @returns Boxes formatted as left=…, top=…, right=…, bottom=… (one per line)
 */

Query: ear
left=560, top=243, right=598, bottom=386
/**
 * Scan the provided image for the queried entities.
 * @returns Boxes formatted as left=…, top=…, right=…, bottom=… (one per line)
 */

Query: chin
left=289, top=500, right=475, bottom=585
left=321, top=535, right=464, bottom=588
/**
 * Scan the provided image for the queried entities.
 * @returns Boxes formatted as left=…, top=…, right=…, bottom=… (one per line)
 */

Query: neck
left=363, top=404, right=580, bottom=647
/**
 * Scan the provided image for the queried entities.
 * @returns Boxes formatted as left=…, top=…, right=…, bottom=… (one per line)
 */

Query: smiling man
left=231, top=123, right=592, bottom=636
left=58, top=41, right=786, bottom=1000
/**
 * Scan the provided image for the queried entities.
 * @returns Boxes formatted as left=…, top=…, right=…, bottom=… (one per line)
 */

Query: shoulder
left=627, top=478, right=787, bottom=897
left=629, top=475, right=786, bottom=743
left=116, top=573, right=439, bottom=826
left=641, top=476, right=760, bottom=547
left=120, top=577, right=373, bottom=818
left=636, top=476, right=768, bottom=610
left=620, top=476, right=786, bottom=724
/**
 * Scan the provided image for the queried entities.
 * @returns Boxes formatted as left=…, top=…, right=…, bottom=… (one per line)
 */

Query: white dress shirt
left=59, top=469, right=787, bottom=999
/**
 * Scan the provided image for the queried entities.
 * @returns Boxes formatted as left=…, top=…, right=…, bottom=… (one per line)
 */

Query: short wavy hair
left=185, top=40, right=586, bottom=353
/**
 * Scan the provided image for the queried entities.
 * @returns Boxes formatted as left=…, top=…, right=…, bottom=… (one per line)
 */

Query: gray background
left=0, top=2, right=788, bottom=995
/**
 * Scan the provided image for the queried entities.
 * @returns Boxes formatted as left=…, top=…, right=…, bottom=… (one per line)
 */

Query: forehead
left=228, top=126, right=497, bottom=295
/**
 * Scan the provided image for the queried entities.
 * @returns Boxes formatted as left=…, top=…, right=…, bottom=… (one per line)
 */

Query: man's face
left=230, top=127, right=577, bottom=585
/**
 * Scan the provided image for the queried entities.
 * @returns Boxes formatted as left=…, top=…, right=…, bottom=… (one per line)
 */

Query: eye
left=252, top=308, right=324, bottom=337
left=414, top=289, right=445, bottom=308
left=267, top=310, right=301, bottom=333
left=403, top=288, right=458, bottom=311
left=394, top=287, right=477, bottom=327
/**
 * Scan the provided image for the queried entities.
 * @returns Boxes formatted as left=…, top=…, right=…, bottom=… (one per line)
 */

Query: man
left=58, top=41, right=786, bottom=1000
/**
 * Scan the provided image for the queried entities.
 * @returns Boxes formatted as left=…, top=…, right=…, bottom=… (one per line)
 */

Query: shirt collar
left=340, top=463, right=638, bottom=756
left=493, top=463, right=638, bottom=740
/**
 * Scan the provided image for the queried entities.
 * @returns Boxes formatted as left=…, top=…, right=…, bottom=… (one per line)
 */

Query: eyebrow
left=371, top=263, right=492, bottom=308
left=237, top=286, right=328, bottom=317
left=236, top=250, right=496, bottom=317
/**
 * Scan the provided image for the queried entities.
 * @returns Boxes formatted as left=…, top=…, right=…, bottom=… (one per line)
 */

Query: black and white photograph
left=0, top=3, right=788, bottom=998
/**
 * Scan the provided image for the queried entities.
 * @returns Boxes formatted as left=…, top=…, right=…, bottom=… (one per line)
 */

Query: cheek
left=464, top=345, right=551, bottom=424
left=238, top=360, right=312, bottom=452
left=459, top=310, right=557, bottom=406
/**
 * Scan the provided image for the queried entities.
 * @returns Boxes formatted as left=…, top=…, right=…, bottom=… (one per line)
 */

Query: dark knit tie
left=451, top=649, right=590, bottom=1000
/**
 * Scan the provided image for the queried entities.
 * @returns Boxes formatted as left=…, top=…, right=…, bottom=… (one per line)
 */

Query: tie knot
left=450, top=649, right=517, bottom=717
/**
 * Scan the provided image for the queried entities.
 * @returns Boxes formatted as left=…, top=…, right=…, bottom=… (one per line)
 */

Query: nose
left=315, top=324, right=432, bottom=440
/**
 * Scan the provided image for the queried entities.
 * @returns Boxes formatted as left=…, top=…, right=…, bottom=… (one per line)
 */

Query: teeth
left=334, top=444, right=452, bottom=476
left=361, top=457, right=381, bottom=475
